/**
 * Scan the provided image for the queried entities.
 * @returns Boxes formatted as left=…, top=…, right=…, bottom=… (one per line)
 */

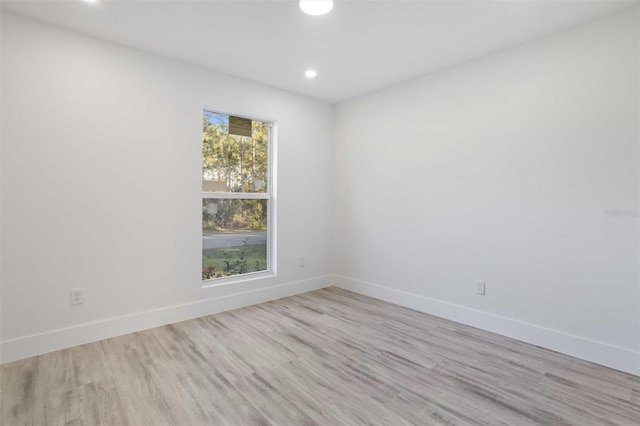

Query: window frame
left=201, top=109, right=276, bottom=287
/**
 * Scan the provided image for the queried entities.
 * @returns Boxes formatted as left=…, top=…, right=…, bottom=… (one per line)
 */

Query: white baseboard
left=334, top=275, right=640, bottom=376
left=5, top=274, right=638, bottom=376
left=1, top=275, right=332, bottom=364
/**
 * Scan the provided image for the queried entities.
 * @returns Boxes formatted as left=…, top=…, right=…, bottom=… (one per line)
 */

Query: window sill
left=201, top=270, right=275, bottom=289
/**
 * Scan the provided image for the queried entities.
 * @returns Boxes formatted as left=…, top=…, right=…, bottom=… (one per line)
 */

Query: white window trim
left=202, top=192, right=269, bottom=200
left=201, top=110, right=277, bottom=288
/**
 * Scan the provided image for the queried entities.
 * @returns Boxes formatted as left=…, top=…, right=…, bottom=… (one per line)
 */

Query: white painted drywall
left=2, top=7, right=639, bottom=374
left=334, top=9, right=639, bottom=355
left=0, top=12, right=333, bottom=360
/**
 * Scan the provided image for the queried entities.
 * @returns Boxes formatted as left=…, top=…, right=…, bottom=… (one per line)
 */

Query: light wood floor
left=1, top=287, right=639, bottom=425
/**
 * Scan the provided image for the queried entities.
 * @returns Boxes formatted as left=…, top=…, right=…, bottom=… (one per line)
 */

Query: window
left=202, top=111, right=272, bottom=282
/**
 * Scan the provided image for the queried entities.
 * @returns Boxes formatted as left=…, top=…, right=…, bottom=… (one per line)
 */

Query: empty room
left=1, top=0, right=639, bottom=425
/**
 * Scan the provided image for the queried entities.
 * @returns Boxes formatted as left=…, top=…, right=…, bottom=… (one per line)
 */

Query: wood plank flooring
left=2, top=287, right=639, bottom=425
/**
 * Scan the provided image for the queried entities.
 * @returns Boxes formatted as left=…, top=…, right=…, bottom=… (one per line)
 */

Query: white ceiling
left=1, top=0, right=636, bottom=103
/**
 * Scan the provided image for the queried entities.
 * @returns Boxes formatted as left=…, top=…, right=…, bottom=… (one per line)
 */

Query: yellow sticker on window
left=229, top=116, right=252, bottom=137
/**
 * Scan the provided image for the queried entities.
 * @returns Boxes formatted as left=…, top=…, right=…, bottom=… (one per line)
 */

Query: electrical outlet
left=71, top=288, right=84, bottom=305
left=475, top=280, right=485, bottom=295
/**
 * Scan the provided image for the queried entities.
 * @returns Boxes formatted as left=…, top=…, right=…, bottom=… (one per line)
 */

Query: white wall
left=0, top=12, right=333, bottom=362
left=2, top=8, right=639, bottom=376
left=334, top=9, right=639, bottom=374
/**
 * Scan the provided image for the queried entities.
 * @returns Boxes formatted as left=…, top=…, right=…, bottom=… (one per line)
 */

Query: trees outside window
left=202, top=111, right=272, bottom=281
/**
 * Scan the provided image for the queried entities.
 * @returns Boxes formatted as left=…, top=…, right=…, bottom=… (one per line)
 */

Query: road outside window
left=202, top=111, right=272, bottom=281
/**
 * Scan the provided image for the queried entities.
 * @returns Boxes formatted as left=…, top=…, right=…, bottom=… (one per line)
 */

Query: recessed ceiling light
left=299, top=0, right=334, bottom=16
left=82, top=0, right=99, bottom=3
left=305, top=69, right=317, bottom=79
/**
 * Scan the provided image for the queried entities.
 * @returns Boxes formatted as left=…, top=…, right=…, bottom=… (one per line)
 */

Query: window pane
left=202, top=198, right=268, bottom=280
left=203, top=111, right=268, bottom=193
